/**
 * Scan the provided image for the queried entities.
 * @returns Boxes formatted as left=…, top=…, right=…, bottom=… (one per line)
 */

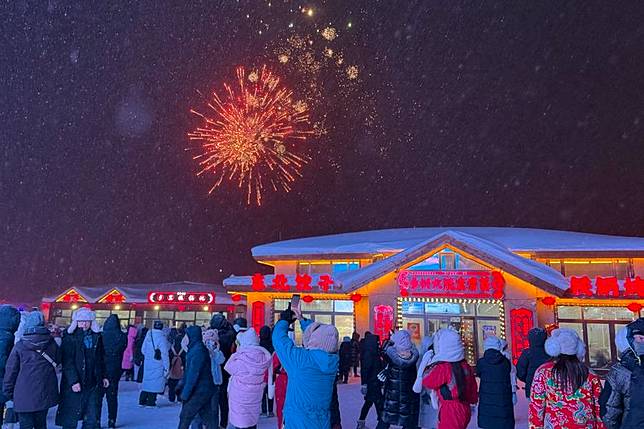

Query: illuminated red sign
left=570, top=276, right=644, bottom=298
left=398, top=270, right=504, bottom=299
left=251, top=273, right=336, bottom=292
left=373, top=305, right=394, bottom=343
left=148, top=291, right=214, bottom=305
left=510, top=308, right=534, bottom=365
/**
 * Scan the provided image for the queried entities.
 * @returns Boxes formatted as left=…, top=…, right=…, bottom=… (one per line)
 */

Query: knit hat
left=303, top=322, right=339, bottom=353
left=153, top=320, right=164, bottom=330
left=68, top=307, right=100, bottom=334
left=430, top=328, right=465, bottom=364
left=484, top=336, right=503, bottom=351
left=545, top=328, right=585, bottom=359
left=23, top=311, right=45, bottom=334
left=391, top=330, right=414, bottom=354
left=233, top=317, right=248, bottom=333
left=237, top=328, right=260, bottom=348
left=342, top=336, right=351, bottom=342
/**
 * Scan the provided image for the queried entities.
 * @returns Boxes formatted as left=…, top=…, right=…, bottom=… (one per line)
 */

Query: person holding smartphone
left=272, top=297, right=339, bottom=429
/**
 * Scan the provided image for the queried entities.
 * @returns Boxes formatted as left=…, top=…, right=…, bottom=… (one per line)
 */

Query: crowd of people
left=0, top=302, right=643, bottom=429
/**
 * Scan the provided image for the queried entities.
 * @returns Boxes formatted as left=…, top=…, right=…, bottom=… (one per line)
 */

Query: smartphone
left=291, top=294, right=301, bottom=312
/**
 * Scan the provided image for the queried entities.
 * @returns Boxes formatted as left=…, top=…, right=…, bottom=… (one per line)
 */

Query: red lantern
left=542, top=296, right=556, bottom=306
left=627, top=302, right=643, bottom=314
left=231, top=294, right=242, bottom=302
left=226, top=305, right=235, bottom=314
left=302, top=295, right=314, bottom=303
left=350, top=293, right=362, bottom=303
left=400, top=288, right=409, bottom=297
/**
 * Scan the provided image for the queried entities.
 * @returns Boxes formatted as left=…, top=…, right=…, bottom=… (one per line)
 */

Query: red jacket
left=423, top=361, right=478, bottom=429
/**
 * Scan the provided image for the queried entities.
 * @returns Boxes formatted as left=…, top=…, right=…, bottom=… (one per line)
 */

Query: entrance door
left=426, top=316, right=477, bottom=366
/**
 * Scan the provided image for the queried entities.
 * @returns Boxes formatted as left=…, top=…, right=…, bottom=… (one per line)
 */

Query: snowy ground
left=44, top=378, right=530, bottom=428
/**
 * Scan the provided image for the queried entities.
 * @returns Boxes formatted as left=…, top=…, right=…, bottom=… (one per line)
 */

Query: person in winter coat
left=600, top=318, right=644, bottom=429
left=339, top=336, right=352, bottom=384
left=210, top=314, right=236, bottom=428
left=0, top=305, right=20, bottom=427
left=177, top=326, right=216, bottom=429
left=350, top=332, right=360, bottom=378
left=97, top=315, right=127, bottom=428
left=272, top=352, right=287, bottom=429
left=168, top=328, right=187, bottom=404
left=422, top=328, right=478, bottom=429
left=225, top=329, right=273, bottom=429
left=358, top=332, right=384, bottom=429
left=413, top=335, right=437, bottom=429
left=3, top=311, right=59, bottom=429
left=202, top=328, right=225, bottom=427
left=516, top=327, right=550, bottom=399
left=55, top=307, right=109, bottom=429
left=134, top=327, right=148, bottom=383
left=122, top=325, right=137, bottom=381
left=378, top=330, right=420, bottom=429
left=139, top=321, right=170, bottom=407
left=272, top=306, right=339, bottom=429
left=529, top=327, right=604, bottom=429
left=476, top=336, right=514, bottom=429
left=330, top=375, right=342, bottom=429
left=259, top=326, right=275, bottom=417
left=499, top=339, right=518, bottom=404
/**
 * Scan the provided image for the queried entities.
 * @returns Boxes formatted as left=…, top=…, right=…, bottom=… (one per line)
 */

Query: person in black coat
left=339, top=336, right=353, bottom=384
left=3, top=311, right=59, bottom=429
left=167, top=328, right=187, bottom=404
left=55, top=308, right=109, bottom=429
left=516, top=327, right=550, bottom=398
left=378, top=330, right=419, bottom=429
left=178, top=326, right=216, bottom=429
left=476, top=336, right=515, bottom=429
left=350, top=332, right=361, bottom=377
left=97, top=315, right=127, bottom=428
left=134, top=327, right=148, bottom=383
left=259, top=325, right=274, bottom=417
left=358, top=332, right=383, bottom=428
left=209, top=313, right=235, bottom=428
left=0, top=305, right=21, bottom=426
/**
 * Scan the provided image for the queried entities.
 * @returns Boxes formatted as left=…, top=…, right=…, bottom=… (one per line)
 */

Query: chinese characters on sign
left=397, top=270, right=505, bottom=299
left=148, top=291, right=215, bottom=305
left=510, top=308, right=534, bottom=365
left=570, top=276, right=644, bottom=298
left=251, top=273, right=336, bottom=292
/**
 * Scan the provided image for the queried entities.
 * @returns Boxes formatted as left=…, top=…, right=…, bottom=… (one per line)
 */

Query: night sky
left=2, top=1, right=644, bottom=302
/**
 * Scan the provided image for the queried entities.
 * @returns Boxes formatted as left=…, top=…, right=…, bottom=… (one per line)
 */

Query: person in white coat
left=413, top=335, right=438, bottom=429
left=139, top=321, right=170, bottom=407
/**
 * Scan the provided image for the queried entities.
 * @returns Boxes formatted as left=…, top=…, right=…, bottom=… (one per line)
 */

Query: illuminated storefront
left=42, top=282, right=245, bottom=328
left=225, top=227, right=644, bottom=369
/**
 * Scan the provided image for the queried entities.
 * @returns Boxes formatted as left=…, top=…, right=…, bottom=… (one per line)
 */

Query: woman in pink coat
left=225, top=329, right=273, bottom=429
left=121, top=325, right=137, bottom=381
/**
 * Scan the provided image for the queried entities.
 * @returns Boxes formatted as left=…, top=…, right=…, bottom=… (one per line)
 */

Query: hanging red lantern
left=350, top=293, right=362, bottom=303
left=400, top=288, right=409, bottom=297
left=231, top=294, right=242, bottom=302
left=627, top=302, right=643, bottom=314
left=302, top=295, right=314, bottom=303
left=542, top=296, right=556, bottom=306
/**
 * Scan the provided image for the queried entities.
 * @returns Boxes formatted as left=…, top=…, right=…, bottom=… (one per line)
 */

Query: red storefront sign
left=510, top=308, right=534, bottom=365
left=251, top=273, right=336, bottom=292
left=570, top=276, right=644, bottom=298
left=148, top=291, right=215, bottom=305
left=373, top=305, right=394, bottom=343
left=398, top=270, right=505, bottom=299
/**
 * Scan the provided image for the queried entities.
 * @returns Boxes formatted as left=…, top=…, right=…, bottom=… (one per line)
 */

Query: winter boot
left=356, top=420, right=366, bottom=429
left=108, top=419, right=116, bottom=428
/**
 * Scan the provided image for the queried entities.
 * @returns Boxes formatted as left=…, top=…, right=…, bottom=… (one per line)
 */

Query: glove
left=360, top=385, right=367, bottom=396
left=279, top=309, right=296, bottom=324
left=5, top=400, right=14, bottom=409
left=512, top=392, right=517, bottom=406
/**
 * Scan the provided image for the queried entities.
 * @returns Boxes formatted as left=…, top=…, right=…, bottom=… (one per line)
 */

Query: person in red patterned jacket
left=529, top=328, right=605, bottom=429
left=422, top=328, right=478, bottom=429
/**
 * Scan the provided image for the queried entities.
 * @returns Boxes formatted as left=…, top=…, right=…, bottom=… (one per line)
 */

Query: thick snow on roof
left=334, top=230, right=568, bottom=293
left=252, top=227, right=644, bottom=258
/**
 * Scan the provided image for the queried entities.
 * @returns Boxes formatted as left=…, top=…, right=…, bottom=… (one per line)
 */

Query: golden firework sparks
left=321, top=27, right=337, bottom=41
left=346, top=65, right=359, bottom=79
left=188, top=66, right=313, bottom=205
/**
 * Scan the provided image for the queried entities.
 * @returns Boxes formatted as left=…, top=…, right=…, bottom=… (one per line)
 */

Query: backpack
left=169, top=348, right=184, bottom=380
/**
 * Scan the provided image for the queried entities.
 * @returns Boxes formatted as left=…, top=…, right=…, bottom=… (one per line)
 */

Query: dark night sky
left=2, top=1, right=644, bottom=301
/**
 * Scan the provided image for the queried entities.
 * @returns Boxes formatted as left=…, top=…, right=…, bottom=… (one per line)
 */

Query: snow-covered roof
left=252, top=227, right=644, bottom=259
left=334, top=230, right=568, bottom=295
left=45, top=281, right=240, bottom=305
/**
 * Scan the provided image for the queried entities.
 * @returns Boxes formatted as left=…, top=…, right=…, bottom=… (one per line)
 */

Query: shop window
left=558, top=322, right=583, bottom=339
left=175, top=311, right=196, bottom=321
left=301, top=300, right=333, bottom=312
left=562, top=260, right=630, bottom=279
left=402, top=317, right=425, bottom=342
left=425, top=302, right=474, bottom=315
left=476, top=302, right=500, bottom=317
left=195, top=312, right=212, bottom=327
left=315, top=314, right=333, bottom=325
left=335, top=315, right=355, bottom=342
left=144, top=311, right=158, bottom=319
left=587, top=323, right=611, bottom=369
left=334, top=300, right=354, bottom=313
left=159, top=311, right=174, bottom=320
left=548, top=260, right=563, bottom=274
left=557, top=306, right=582, bottom=319
left=583, top=306, right=635, bottom=321
left=332, top=261, right=360, bottom=273
left=402, top=301, right=425, bottom=314
left=274, top=299, right=289, bottom=311
left=408, top=249, right=488, bottom=271
left=61, top=310, right=72, bottom=317
left=477, top=320, right=503, bottom=359
left=297, top=261, right=361, bottom=275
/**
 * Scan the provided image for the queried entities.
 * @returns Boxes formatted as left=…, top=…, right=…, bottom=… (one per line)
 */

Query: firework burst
left=189, top=66, right=313, bottom=205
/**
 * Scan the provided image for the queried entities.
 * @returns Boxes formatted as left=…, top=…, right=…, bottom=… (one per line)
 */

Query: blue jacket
left=180, top=326, right=214, bottom=402
left=273, top=319, right=339, bottom=429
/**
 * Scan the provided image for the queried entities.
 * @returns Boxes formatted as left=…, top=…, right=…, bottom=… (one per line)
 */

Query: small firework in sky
left=188, top=66, right=313, bottom=205
left=321, top=26, right=337, bottom=41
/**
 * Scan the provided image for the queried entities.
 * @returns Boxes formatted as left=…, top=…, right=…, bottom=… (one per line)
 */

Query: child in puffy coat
left=225, top=329, right=273, bottom=429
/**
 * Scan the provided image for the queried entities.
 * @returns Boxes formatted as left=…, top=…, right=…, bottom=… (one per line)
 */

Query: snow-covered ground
left=44, top=378, right=530, bottom=428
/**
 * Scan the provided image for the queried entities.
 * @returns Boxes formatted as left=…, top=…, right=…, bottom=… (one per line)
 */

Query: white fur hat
left=545, top=328, right=585, bottom=359
left=67, top=307, right=100, bottom=334
left=237, top=328, right=260, bottom=348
